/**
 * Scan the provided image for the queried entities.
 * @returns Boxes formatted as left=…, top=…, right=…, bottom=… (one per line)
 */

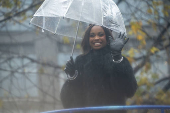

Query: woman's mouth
left=94, top=42, right=102, bottom=46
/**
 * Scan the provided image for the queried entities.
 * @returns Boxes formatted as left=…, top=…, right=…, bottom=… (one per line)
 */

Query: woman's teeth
left=94, top=43, right=101, bottom=46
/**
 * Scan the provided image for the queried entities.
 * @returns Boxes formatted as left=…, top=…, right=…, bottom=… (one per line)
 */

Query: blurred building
left=0, top=17, right=84, bottom=112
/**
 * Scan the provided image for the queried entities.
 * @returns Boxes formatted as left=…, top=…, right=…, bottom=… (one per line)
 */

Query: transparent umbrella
left=30, top=0, right=126, bottom=56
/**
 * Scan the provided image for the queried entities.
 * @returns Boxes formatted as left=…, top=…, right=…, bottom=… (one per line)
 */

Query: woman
left=60, top=24, right=137, bottom=113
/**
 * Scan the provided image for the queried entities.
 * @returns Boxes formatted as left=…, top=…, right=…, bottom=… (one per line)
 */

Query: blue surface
left=41, top=105, right=170, bottom=113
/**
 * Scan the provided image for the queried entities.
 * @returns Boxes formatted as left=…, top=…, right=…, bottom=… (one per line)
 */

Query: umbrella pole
left=71, top=21, right=80, bottom=57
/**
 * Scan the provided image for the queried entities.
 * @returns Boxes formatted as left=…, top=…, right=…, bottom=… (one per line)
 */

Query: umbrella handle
left=71, top=21, right=80, bottom=57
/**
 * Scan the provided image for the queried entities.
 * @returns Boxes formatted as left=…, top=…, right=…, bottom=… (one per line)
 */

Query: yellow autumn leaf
left=38, top=67, right=44, bottom=74
left=138, top=21, right=142, bottom=27
left=130, top=21, right=143, bottom=35
left=152, top=1, right=162, bottom=6
left=147, top=19, right=152, bottom=24
left=147, top=8, right=152, bottom=14
left=137, top=35, right=143, bottom=40
left=161, top=93, right=166, bottom=101
left=128, top=48, right=138, bottom=57
left=140, top=70, right=145, bottom=76
left=14, top=0, right=21, bottom=7
left=62, top=36, right=70, bottom=44
left=152, top=73, right=159, bottom=79
left=138, top=76, right=148, bottom=85
left=141, top=40, right=146, bottom=46
left=154, top=10, right=158, bottom=15
left=130, top=21, right=134, bottom=26
left=136, top=97, right=143, bottom=105
left=126, top=57, right=134, bottom=64
left=1, top=0, right=13, bottom=8
left=128, top=30, right=133, bottom=35
left=126, top=100, right=131, bottom=105
left=150, top=47, right=159, bottom=54
left=162, top=9, right=169, bottom=17
left=165, top=11, right=169, bottom=17
left=164, top=5, right=170, bottom=10
left=149, top=20, right=157, bottom=31
left=76, top=44, right=81, bottom=49
left=141, top=77, right=147, bottom=83
left=131, top=25, right=137, bottom=35
left=22, top=15, right=27, bottom=21
left=144, top=62, right=151, bottom=73
left=138, top=45, right=143, bottom=49
left=128, top=49, right=135, bottom=57
left=62, top=65, right=65, bottom=71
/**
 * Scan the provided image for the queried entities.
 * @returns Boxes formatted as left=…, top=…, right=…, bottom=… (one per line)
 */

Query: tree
left=0, top=0, right=64, bottom=112
left=119, top=0, right=170, bottom=111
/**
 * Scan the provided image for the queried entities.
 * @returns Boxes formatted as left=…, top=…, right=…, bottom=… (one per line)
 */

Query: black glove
left=109, top=32, right=129, bottom=60
left=64, top=56, right=75, bottom=77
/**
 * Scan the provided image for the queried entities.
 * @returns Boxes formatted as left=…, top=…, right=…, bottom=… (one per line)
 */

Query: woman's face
left=89, top=26, right=107, bottom=50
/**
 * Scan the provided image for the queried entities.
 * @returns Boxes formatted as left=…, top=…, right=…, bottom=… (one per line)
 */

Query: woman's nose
left=94, top=36, right=99, bottom=40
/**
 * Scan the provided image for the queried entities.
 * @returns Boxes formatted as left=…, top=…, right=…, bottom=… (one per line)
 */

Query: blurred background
left=0, top=0, right=170, bottom=113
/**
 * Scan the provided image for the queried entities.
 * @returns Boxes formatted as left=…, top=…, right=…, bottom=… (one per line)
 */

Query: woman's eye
left=99, top=34, right=104, bottom=37
left=90, top=34, right=95, bottom=37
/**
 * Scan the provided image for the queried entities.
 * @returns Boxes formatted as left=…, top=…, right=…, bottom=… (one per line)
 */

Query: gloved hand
left=64, top=56, right=75, bottom=77
left=109, top=32, right=129, bottom=60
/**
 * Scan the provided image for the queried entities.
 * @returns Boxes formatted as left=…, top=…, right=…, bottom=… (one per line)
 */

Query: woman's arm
left=104, top=55, right=138, bottom=98
left=60, top=55, right=84, bottom=108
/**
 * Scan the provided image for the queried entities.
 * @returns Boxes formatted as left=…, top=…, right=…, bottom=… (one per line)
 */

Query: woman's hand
left=64, top=57, right=75, bottom=77
left=109, top=32, right=129, bottom=60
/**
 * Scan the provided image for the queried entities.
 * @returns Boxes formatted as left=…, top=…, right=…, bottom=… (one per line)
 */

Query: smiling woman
left=81, top=24, right=113, bottom=54
left=89, top=26, right=107, bottom=50
left=60, top=24, right=137, bottom=113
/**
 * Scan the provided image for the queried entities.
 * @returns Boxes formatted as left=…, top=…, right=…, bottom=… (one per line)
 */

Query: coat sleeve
left=60, top=55, right=84, bottom=108
left=104, top=54, right=138, bottom=98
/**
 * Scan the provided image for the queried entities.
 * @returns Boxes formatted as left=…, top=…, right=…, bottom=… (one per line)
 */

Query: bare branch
left=155, top=76, right=170, bottom=85
left=134, top=22, right=170, bottom=74
left=0, top=1, right=43, bottom=23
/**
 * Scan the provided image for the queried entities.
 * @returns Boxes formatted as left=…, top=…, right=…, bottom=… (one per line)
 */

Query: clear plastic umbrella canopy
left=30, top=0, right=126, bottom=38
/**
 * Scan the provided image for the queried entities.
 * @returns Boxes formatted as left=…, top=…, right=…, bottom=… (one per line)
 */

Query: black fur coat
left=60, top=46, right=137, bottom=113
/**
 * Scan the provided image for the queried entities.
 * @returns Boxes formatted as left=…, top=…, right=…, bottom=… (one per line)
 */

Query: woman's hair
left=81, top=24, right=113, bottom=54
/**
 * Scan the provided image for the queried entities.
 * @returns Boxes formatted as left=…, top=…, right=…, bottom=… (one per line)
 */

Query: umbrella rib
left=92, top=0, right=95, bottom=22
left=41, top=6, right=45, bottom=31
left=71, top=0, right=85, bottom=57
left=99, top=0, right=103, bottom=25
left=64, top=0, right=74, bottom=17
left=54, top=17, right=61, bottom=34
left=71, top=21, right=80, bottom=57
